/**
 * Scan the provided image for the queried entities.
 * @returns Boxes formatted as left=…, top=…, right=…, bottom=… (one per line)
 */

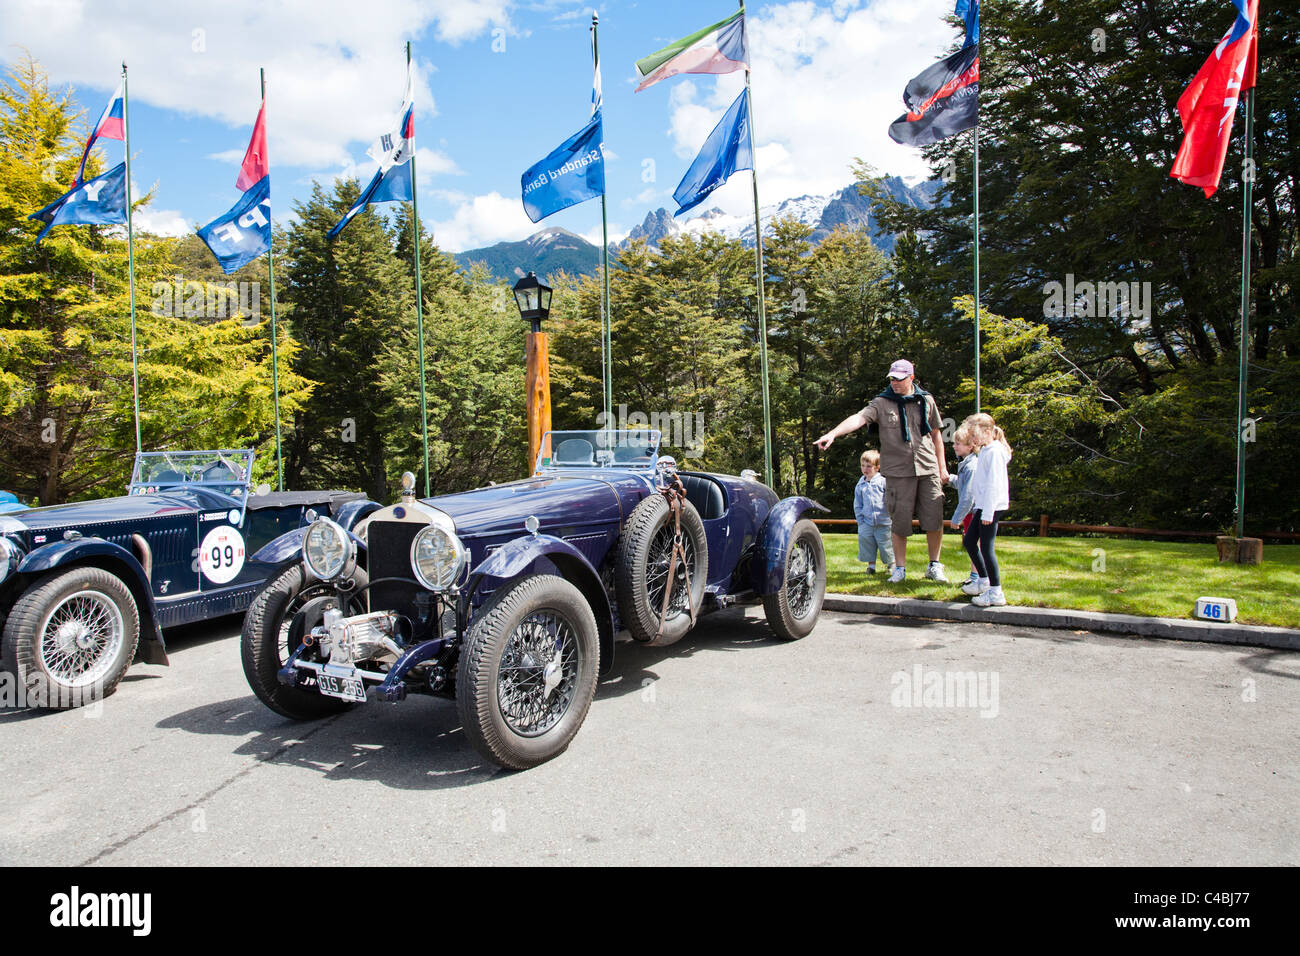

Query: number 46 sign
left=199, top=525, right=246, bottom=584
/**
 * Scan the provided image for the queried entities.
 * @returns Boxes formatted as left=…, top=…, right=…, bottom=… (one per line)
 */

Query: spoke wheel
left=458, top=575, right=599, bottom=770
left=2, top=567, right=140, bottom=708
left=38, top=590, right=125, bottom=688
left=762, top=518, right=826, bottom=641
left=496, top=610, right=580, bottom=737
left=615, top=493, right=708, bottom=646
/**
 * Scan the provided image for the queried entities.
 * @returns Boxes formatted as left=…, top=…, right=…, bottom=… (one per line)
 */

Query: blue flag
left=197, top=174, right=272, bottom=274
left=520, top=111, right=605, bottom=223
left=328, top=160, right=412, bottom=238
left=955, top=0, right=979, bottom=47
left=28, top=161, right=127, bottom=244
left=673, top=89, right=752, bottom=217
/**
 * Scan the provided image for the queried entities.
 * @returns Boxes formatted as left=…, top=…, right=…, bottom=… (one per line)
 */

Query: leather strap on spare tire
left=656, top=474, right=697, bottom=639
left=614, top=478, right=709, bottom=647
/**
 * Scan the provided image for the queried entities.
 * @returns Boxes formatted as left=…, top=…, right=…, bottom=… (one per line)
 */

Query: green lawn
left=823, top=533, right=1300, bottom=629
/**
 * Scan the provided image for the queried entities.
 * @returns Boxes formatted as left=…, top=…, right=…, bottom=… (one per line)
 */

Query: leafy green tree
left=0, top=55, right=306, bottom=503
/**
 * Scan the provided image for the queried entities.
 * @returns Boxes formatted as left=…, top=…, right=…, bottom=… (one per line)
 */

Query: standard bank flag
left=28, top=161, right=127, bottom=244
left=330, top=68, right=416, bottom=238
left=197, top=174, right=272, bottom=274
left=673, top=88, right=751, bottom=217
left=520, top=111, right=605, bottom=223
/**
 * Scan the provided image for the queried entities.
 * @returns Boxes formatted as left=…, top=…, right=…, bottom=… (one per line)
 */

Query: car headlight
left=303, top=518, right=355, bottom=582
left=410, top=524, right=467, bottom=591
left=0, top=537, right=19, bottom=585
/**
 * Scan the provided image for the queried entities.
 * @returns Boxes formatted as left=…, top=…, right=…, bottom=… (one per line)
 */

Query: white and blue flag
left=330, top=67, right=416, bottom=238
left=28, top=161, right=127, bottom=244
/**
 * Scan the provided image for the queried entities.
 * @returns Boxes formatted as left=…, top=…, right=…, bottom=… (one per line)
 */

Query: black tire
left=1, top=566, right=140, bottom=709
left=762, top=518, right=826, bottom=641
left=240, top=564, right=362, bottom=720
left=615, top=493, right=708, bottom=646
left=457, top=574, right=599, bottom=770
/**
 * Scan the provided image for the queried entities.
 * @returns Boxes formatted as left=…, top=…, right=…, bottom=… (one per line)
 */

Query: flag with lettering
left=673, top=88, right=752, bottom=217
left=198, top=100, right=272, bottom=273
left=28, top=161, right=127, bottom=244
left=888, top=1, right=979, bottom=146
left=1170, top=0, right=1260, bottom=198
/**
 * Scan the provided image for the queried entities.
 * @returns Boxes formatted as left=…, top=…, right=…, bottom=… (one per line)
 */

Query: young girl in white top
left=960, top=413, right=1012, bottom=606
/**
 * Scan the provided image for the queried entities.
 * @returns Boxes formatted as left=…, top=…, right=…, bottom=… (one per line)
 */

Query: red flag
left=235, top=99, right=269, bottom=192
left=1170, top=0, right=1259, bottom=198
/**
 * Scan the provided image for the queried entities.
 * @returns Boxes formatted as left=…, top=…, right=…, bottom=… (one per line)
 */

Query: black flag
left=888, top=45, right=979, bottom=146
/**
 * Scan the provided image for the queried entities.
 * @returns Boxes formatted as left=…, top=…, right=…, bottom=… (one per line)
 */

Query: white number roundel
left=199, top=525, right=246, bottom=584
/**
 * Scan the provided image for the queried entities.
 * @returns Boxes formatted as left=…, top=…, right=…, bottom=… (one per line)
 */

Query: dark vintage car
left=241, top=429, right=828, bottom=769
left=0, top=450, right=373, bottom=708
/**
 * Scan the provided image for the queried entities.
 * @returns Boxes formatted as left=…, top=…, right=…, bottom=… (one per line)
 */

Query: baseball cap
left=888, top=359, right=914, bottom=379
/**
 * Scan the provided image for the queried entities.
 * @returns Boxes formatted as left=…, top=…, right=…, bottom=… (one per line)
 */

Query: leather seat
left=678, top=473, right=726, bottom=519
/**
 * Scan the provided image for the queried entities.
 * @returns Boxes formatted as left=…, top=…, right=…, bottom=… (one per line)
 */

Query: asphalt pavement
left=1, top=607, right=1295, bottom=866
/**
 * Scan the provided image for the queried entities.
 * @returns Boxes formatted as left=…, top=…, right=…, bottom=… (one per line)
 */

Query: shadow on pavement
left=153, top=606, right=795, bottom=788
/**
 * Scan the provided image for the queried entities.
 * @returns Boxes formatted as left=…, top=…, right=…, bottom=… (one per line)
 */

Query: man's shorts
left=884, top=474, right=944, bottom=535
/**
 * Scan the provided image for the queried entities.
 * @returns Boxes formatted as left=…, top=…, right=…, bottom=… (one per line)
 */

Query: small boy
left=948, top=424, right=980, bottom=590
left=854, top=450, right=893, bottom=573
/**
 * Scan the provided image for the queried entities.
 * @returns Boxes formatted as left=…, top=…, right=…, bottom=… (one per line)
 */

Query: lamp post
left=514, top=272, right=553, bottom=474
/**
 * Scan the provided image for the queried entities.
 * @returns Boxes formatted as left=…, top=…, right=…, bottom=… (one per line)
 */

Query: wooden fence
left=813, top=515, right=1300, bottom=543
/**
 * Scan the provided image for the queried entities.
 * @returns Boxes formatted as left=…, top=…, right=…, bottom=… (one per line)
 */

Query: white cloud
left=134, top=207, right=190, bottom=237
left=429, top=191, right=535, bottom=252
left=578, top=223, right=626, bottom=247
left=666, top=0, right=955, bottom=217
left=0, top=0, right=514, bottom=168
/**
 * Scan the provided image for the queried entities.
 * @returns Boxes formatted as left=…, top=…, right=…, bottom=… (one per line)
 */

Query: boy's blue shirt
left=951, top=451, right=979, bottom=524
left=854, top=473, right=889, bottom=524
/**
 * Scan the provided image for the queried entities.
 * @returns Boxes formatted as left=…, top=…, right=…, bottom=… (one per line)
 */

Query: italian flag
left=634, top=10, right=749, bottom=92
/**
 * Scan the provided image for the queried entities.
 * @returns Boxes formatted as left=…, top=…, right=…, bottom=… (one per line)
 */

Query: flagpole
left=593, top=13, right=612, bottom=434
left=121, top=62, right=141, bottom=455
left=973, top=108, right=981, bottom=413
left=1234, top=86, right=1255, bottom=540
left=739, top=0, right=774, bottom=487
left=407, top=40, right=431, bottom=498
left=260, top=68, right=284, bottom=492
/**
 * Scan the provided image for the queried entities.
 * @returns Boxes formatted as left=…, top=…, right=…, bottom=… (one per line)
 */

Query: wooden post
left=1039, top=513, right=1049, bottom=537
left=1216, top=535, right=1263, bottom=565
left=526, top=331, right=551, bottom=474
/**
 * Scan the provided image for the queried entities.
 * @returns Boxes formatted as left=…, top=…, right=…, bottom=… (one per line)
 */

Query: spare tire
left=615, top=493, right=708, bottom=646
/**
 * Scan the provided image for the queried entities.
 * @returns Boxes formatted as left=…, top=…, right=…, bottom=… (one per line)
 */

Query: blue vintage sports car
left=0, top=450, right=372, bottom=708
left=241, top=429, right=828, bottom=769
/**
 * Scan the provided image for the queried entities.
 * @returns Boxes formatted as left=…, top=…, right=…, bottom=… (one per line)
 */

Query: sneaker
left=888, top=566, right=906, bottom=584
left=924, top=561, right=949, bottom=583
left=972, top=586, right=1007, bottom=607
left=960, top=579, right=984, bottom=596
left=867, top=565, right=877, bottom=574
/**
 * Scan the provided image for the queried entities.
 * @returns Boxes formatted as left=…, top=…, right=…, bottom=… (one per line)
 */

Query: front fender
left=15, top=538, right=167, bottom=664
left=465, top=534, right=616, bottom=675
left=754, top=496, right=829, bottom=595
left=333, top=498, right=382, bottom=531
left=252, top=526, right=367, bottom=569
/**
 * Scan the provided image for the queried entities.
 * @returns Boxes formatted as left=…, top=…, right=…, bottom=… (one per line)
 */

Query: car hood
left=0, top=492, right=202, bottom=535
left=422, top=473, right=648, bottom=539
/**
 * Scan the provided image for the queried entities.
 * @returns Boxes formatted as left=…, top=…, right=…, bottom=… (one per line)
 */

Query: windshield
left=129, top=450, right=254, bottom=496
left=535, top=430, right=661, bottom=472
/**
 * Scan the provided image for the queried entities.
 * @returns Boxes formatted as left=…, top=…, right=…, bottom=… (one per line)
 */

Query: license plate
left=317, top=668, right=367, bottom=703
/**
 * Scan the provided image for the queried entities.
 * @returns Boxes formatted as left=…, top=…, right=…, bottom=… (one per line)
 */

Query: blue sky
left=2, top=0, right=954, bottom=252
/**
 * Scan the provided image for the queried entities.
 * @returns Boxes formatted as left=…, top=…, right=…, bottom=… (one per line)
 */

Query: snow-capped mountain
left=621, top=175, right=940, bottom=253
left=451, top=177, right=943, bottom=283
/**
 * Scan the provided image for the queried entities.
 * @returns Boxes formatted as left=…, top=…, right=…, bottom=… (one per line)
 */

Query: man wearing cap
left=814, top=359, right=950, bottom=583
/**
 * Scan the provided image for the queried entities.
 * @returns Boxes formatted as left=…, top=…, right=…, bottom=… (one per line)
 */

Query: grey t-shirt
left=858, top=392, right=944, bottom=477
